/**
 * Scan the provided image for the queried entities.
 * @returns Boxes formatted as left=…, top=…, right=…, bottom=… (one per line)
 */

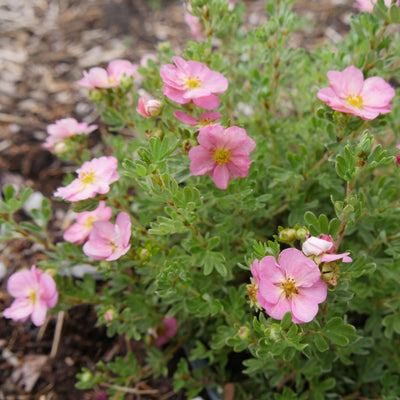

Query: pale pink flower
left=136, top=97, right=162, bottom=118
left=105, top=310, right=115, bottom=322
left=302, top=236, right=352, bottom=263
left=174, top=111, right=222, bottom=127
left=188, top=124, right=256, bottom=189
left=54, top=156, right=120, bottom=202
left=251, top=249, right=327, bottom=324
left=3, top=265, right=58, bottom=326
left=78, top=59, right=139, bottom=89
left=160, top=56, right=228, bottom=110
left=317, top=66, right=395, bottom=120
left=154, top=317, right=178, bottom=347
left=184, top=3, right=205, bottom=41
left=354, top=0, right=399, bottom=12
left=63, top=201, right=113, bottom=244
left=82, top=212, right=131, bottom=261
left=43, top=118, right=97, bottom=152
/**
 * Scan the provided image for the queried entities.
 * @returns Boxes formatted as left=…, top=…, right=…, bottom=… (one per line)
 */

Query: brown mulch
left=0, top=0, right=354, bottom=398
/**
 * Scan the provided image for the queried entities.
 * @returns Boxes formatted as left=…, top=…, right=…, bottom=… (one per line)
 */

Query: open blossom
left=302, top=235, right=352, bottom=263
left=63, top=201, right=113, bottom=244
left=317, top=66, right=395, bottom=120
left=184, top=3, right=205, bottom=41
left=355, top=0, right=399, bottom=12
left=3, top=265, right=58, bottom=326
left=82, top=212, right=131, bottom=261
left=136, top=97, right=162, bottom=118
left=160, top=56, right=228, bottom=110
left=148, top=317, right=178, bottom=347
left=188, top=124, right=256, bottom=189
left=43, top=118, right=97, bottom=152
left=77, top=59, right=139, bottom=89
left=174, top=111, right=222, bottom=127
left=251, top=249, right=327, bottom=324
left=54, top=156, right=119, bottom=202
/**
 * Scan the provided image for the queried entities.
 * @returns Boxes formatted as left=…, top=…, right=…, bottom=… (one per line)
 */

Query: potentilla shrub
left=1, top=0, right=400, bottom=398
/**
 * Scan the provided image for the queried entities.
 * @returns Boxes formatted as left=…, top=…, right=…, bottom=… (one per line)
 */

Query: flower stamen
left=185, top=77, right=201, bottom=89
left=213, top=149, right=231, bottom=165
left=280, top=278, right=298, bottom=298
left=80, top=170, right=96, bottom=184
left=346, top=94, right=363, bottom=108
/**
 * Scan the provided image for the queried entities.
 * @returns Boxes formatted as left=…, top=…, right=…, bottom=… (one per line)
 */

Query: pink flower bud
left=136, top=97, right=162, bottom=118
left=302, top=236, right=333, bottom=257
left=105, top=310, right=115, bottom=322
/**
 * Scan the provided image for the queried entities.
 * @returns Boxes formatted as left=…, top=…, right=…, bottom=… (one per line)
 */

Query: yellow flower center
left=198, top=118, right=212, bottom=127
left=346, top=94, right=363, bottom=108
left=29, top=289, right=37, bottom=303
left=280, top=278, right=298, bottom=298
left=213, top=149, right=231, bottom=165
left=80, top=169, right=96, bottom=185
left=185, top=77, right=201, bottom=89
left=108, top=76, right=115, bottom=83
left=84, top=216, right=96, bottom=229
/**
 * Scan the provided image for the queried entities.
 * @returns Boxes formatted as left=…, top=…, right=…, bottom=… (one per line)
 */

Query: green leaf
left=280, top=311, right=292, bottom=330
left=314, top=334, right=329, bottom=352
left=322, top=317, right=356, bottom=346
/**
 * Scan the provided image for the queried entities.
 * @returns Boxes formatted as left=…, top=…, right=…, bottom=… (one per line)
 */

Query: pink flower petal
left=211, top=164, right=231, bottom=189
left=174, top=111, right=199, bottom=126
left=297, top=279, right=327, bottom=303
left=189, top=146, right=215, bottom=175
left=3, top=298, right=33, bottom=322
left=7, top=269, right=37, bottom=298
left=278, top=248, right=320, bottom=287
left=321, top=252, right=352, bottom=263
left=31, top=299, right=48, bottom=326
left=262, top=295, right=291, bottom=321
left=258, top=256, right=284, bottom=284
left=290, top=293, right=320, bottom=323
left=193, top=94, right=220, bottom=110
left=361, top=77, right=395, bottom=108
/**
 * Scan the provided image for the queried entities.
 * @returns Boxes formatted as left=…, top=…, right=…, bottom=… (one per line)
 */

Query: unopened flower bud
left=105, top=310, right=115, bottom=322
left=238, top=326, right=250, bottom=339
left=136, top=97, right=162, bottom=118
left=302, top=236, right=333, bottom=257
left=279, top=228, right=296, bottom=242
left=295, top=227, right=308, bottom=241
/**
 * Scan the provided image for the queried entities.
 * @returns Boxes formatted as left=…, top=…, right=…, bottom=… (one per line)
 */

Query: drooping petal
left=174, top=111, right=199, bottom=126
left=321, top=252, right=352, bottom=263
left=193, top=94, right=220, bottom=110
left=31, top=299, right=48, bottom=326
left=211, top=164, right=231, bottom=189
left=3, top=298, right=33, bottom=322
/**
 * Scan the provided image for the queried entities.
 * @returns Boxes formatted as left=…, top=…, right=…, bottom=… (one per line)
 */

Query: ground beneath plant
left=0, top=0, right=354, bottom=398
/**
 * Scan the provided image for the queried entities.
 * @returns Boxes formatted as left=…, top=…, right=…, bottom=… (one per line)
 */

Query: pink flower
left=82, top=212, right=131, bottom=261
left=43, top=118, right=97, bottom=152
left=136, top=97, right=162, bottom=118
left=54, top=156, right=120, bottom=202
left=184, top=3, right=205, bottom=41
left=396, top=144, right=400, bottom=165
left=354, top=0, right=399, bottom=12
left=251, top=249, right=327, bottom=324
left=78, top=59, right=139, bottom=89
left=63, top=201, right=113, bottom=244
left=3, top=265, right=58, bottom=326
left=154, top=317, right=178, bottom=347
left=188, top=124, right=256, bottom=189
left=174, top=111, right=222, bottom=127
left=302, top=236, right=352, bottom=263
left=317, top=66, right=395, bottom=121
left=160, top=56, right=228, bottom=110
